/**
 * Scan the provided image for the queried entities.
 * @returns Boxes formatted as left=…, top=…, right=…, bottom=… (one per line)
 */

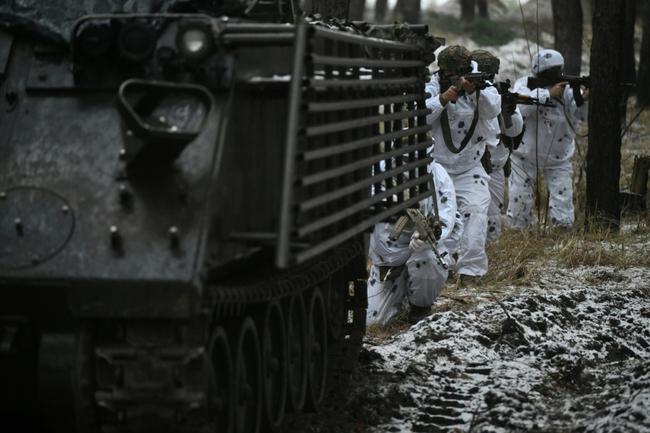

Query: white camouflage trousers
left=507, top=155, right=574, bottom=228
left=487, top=166, right=506, bottom=241
left=366, top=223, right=448, bottom=326
left=451, top=165, right=491, bottom=277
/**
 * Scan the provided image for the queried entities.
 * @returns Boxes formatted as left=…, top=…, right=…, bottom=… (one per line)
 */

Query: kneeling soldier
left=366, top=161, right=462, bottom=325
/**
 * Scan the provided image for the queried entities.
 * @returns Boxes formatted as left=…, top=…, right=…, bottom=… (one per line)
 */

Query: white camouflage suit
left=484, top=109, right=523, bottom=240
left=507, top=49, right=588, bottom=229
left=366, top=162, right=463, bottom=325
left=426, top=73, right=501, bottom=277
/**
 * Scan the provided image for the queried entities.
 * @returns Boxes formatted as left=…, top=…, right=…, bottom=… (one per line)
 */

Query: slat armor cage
left=277, top=23, right=434, bottom=267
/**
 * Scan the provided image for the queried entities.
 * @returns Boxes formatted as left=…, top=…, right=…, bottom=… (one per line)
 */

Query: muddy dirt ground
left=289, top=262, right=650, bottom=433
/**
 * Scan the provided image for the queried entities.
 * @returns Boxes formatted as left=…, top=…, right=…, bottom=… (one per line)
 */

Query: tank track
left=88, top=320, right=209, bottom=433
left=83, top=241, right=368, bottom=433
left=206, top=241, right=364, bottom=306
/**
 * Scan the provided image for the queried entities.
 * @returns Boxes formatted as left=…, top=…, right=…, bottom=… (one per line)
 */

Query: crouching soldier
left=469, top=49, right=524, bottom=241
left=366, top=161, right=462, bottom=325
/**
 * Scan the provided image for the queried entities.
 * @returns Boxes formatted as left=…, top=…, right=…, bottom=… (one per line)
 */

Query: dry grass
left=483, top=219, right=650, bottom=290
left=482, top=95, right=650, bottom=291
left=366, top=317, right=411, bottom=344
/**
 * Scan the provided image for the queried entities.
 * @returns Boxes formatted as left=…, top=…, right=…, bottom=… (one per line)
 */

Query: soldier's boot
left=407, top=304, right=431, bottom=324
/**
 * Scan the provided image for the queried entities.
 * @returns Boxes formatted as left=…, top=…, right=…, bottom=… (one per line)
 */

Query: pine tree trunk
left=630, top=156, right=650, bottom=198
left=310, top=0, right=349, bottom=18
left=460, top=0, right=476, bottom=22
left=586, top=0, right=624, bottom=230
left=551, top=0, right=583, bottom=75
left=580, top=0, right=593, bottom=25
left=619, top=0, right=636, bottom=122
left=477, top=0, right=488, bottom=18
left=375, top=0, right=387, bottom=22
left=638, top=2, right=650, bottom=106
left=348, top=0, right=365, bottom=20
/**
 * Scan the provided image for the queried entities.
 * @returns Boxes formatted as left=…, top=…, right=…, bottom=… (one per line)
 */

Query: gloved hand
left=550, top=81, right=567, bottom=99
left=409, top=231, right=428, bottom=252
left=572, top=83, right=585, bottom=107
left=433, top=221, right=443, bottom=241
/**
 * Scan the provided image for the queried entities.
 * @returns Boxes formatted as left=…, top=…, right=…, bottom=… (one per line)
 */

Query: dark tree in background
left=459, top=0, right=491, bottom=22
left=586, top=0, right=625, bottom=230
left=460, top=0, right=476, bottom=21
left=619, top=0, right=636, bottom=121
left=477, top=0, right=488, bottom=18
left=395, top=0, right=421, bottom=23
left=551, top=0, right=583, bottom=75
left=348, top=0, right=365, bottom=20
left=638, top=1, right=650, bottom=106
left=375, top=0, right=387, bottom=22
left=580, top=0, right=593, bottom=24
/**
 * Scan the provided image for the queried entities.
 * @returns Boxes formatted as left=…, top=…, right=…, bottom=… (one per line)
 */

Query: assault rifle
left=527, top=73, right=590, bottom=106
left=526, top=74, right=591, bottom=90
left=493, top=80, right=555, bottom=128
left=439, top=72, right=492, bottom=98
left=388, top=208, right=448, bottom=270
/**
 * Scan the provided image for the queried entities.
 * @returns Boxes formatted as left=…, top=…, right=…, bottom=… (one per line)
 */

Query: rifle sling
left=440, top=90, right=480, bottom=154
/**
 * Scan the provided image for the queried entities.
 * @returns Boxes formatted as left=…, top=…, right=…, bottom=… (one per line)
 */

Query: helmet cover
left=532, top=49, right=564, bottom=75
left=470, top=49, right=500, bottom=75
left=438, top=45, right=472, bottom=76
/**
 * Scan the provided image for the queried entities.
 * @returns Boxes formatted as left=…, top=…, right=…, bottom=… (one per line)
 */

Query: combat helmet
left=437, top=45, right=471, bottom=76
left=470, top=49, right=500, bottom=76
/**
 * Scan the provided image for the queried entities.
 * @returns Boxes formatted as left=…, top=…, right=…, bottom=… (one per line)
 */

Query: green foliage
left=423, top=12, right=518, bottom=47
left=467, top=17, right=517, bottom=46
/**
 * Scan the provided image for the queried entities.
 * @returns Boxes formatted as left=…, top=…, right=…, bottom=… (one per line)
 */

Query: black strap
left=480, top=147, right=493, bottom=174
left=440, top=90, right=481, bottom=154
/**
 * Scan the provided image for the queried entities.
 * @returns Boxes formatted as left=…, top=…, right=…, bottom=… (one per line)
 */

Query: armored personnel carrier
left=0, top=1, right=439, bottom=431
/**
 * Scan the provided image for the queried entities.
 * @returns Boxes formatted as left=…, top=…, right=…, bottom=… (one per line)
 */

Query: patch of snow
left=364, top=264, right=650, bottom=432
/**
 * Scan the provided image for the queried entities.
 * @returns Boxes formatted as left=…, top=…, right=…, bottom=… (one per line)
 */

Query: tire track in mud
left=364, top=266, right=650, bottom=433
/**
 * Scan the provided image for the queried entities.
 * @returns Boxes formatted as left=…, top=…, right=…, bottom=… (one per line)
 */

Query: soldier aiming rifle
left=507, top=49, right=589, bottom=230
left=469, top=49, right=525, bottom=241
left=426, top=45, right=502, bottom=286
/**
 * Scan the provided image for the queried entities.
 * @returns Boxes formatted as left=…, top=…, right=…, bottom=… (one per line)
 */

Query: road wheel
left=259, top=301, right=288, bottom=430
left=232, top=317, right=262, bottom=433
left=286, top=294, right=307, bottom=412
left=305, top=288, right=328, bottom=410
left=209, top=326, right=234, bottom=433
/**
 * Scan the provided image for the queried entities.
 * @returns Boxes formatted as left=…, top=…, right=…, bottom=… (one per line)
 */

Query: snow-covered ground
left=364, top=263, right=650, bottom=432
